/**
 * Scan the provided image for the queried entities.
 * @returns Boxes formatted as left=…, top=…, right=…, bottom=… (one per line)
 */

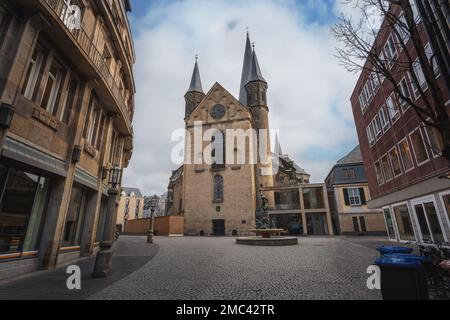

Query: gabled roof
left=121, top=187, right=143, bottom=198
left=337, top=145, right=363, bottom=165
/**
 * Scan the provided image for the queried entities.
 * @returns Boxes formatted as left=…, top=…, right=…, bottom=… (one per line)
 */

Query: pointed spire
left=248, top=45, right=266, bottom=84
left=187, top=55, right=203, bottom=94
left=274, top=132, right=283, bottom=156
left=239, top=32, right=253, bottom=105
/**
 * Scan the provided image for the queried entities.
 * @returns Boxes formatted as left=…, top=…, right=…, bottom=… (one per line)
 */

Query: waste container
left=376, top=246, right=414, bottom=256
left=375, top=254, right=429, bottom=300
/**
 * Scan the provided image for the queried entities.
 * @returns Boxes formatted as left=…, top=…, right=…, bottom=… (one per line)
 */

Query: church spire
left=185, top=56, right=205, bottom=118
left=187, top=55, right=204, bottom=94
left=247, top=45, right=266, bottom=84
left=274, top=132, right=283, bottom=156
left=239, top=32, right=253, bottom=105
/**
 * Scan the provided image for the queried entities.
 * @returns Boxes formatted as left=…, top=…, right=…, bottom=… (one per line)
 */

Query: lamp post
left=147, top=196, right=158, bottom=244
left=93, top=166, right=122, bottom=278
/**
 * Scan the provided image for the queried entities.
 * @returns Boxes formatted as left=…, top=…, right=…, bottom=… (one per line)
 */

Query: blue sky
left=123, top=0, right=360, bottom=195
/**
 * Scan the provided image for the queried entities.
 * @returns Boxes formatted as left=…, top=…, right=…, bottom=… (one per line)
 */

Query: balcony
left=40, top=0, right=132, bottom=134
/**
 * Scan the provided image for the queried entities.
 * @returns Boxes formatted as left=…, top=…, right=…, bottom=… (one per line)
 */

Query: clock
left=210, top=104, right=226, bottom=120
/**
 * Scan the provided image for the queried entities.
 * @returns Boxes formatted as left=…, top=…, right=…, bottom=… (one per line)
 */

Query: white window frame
left=42, top=63, right=63, bottom=115
left=382, top=206, right=399, bottom=241
left=412, top=59, right=428, bottom=92
left=388, top=146, right=403, bottom=178
left=423, top=125, right=443, bottom=159
left=386, top=93, right=400, bottom=123
left=381, top=153, right=393, bottom=183
left=424, top=42, right=440, bottom=77
left=438, top=190, right=450, bottom=234
left=391, top=201, right=418, bottom=243
left=23, top=47, right=45, bottom=100
left=409, top=127, right=430, bottom=167
left=366, top=124, right=375, bottom=146
left=374, top=160, right=385, bottom=186
left=411, top=195, right=448, bottom=243
left=347, top=187, right=362, bottom=206
left=397, top=137, right=415, bottom=173
left=378, top=105, right=391, bottom=132
left=373, top=114, right=382, bottom=141
left=398, top=76, right=411, bottom=112
left=384, top=34, right=399, bottom=68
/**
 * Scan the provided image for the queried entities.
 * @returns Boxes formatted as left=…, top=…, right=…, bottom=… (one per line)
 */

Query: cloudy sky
left=123, top=0, right=361, bottom=196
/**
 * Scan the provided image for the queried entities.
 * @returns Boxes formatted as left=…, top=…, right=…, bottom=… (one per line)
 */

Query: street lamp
left=147, top=196, right=158, bottom=244
left=0, top=103, right=14, bottom=129
left=92, top=166, right=122, bottom=278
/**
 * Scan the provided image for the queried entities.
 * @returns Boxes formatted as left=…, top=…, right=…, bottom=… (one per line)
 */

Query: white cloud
left=123, top=0, right=360, bottom=195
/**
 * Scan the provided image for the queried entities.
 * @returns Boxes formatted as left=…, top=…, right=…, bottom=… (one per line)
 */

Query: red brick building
left=350, top=2, right=450, bottom=244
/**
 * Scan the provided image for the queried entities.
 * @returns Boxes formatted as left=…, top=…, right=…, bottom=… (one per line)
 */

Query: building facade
left=166, top=34, right=334, bottom=236
left=326, top=146, right=387, bottom=235
left=117, top=187, right=143, bottom=232
left=350, top=2, right=450, bottom=244
left=0, top=0, right=135, bottom=280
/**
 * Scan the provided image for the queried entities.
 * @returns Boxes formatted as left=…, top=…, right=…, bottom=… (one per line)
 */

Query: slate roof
left=121, top=187, right=143, bottom=198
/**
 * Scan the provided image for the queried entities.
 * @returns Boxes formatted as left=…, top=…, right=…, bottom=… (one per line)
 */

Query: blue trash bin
left=376, top=246, right=414, bottom=256
left=375, top=254, right=429, bottom=300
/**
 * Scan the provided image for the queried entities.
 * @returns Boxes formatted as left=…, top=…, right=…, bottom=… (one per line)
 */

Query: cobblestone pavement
left=0, top=236, right=159, bottom=300
left=90, top=236, right=386, bottom=300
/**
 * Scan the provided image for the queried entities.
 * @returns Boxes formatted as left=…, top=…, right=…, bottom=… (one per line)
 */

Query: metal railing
left=43, top=0, right=132, bottom=130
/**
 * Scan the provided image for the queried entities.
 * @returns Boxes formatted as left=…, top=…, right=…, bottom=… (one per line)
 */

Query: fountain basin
left=249, top=228, right=284, bottom=239
left=236, top=236, right=298, bottom=246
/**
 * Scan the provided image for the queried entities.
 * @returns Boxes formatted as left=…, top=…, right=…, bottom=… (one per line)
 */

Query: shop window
left=441, top=193, right=450, bottom=230
left=0, top=166, right=50, bottom=254
left=303, top=187, right=325, bottom=209
left=389, top=147, right=402, bottom=177
left=392, top=204, right=415, bottom=241
left=383, top=208, right=396, bottom=240
left=62, top=186, right=87, bottom=247
left=413, top=201, right=445, bottom=243
left=398, top=138, right=415, bottom=172
left=410, top=128, right=429, bottom=165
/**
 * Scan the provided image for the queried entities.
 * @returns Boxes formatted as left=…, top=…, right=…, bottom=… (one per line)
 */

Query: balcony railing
left=42, top=0, right=131, bottom=131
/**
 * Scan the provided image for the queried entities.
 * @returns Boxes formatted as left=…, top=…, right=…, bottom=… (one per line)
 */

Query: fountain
left=236, top=194, right=298, bottom=246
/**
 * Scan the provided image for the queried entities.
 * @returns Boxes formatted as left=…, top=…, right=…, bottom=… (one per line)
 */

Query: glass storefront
left=303, top=187, right=325, bottom=209
left=306, top=213, right=328, bottom=235
left=441, top=193, right=450, bottom=230
left=0, top=164, right=50, bottom=254
left=383, top=208, right=396, bottom=240
left=392, top=204, right=415, bottom=241
left=274, top=190, right=300, bottom=210
left=270, top=213, right=303, bottom=235
left=62, top=185, right=87, bottom=247
left=413, top=200, right=445, bottom=243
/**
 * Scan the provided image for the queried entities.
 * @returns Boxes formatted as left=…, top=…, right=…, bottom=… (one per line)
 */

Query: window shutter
left=343, top=189, right=350, bottom=206
left=359, top=188, right=367, bottom=205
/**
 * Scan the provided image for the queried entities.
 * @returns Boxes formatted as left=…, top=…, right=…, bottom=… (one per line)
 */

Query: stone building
left=166, top=34, right=333, bottom=236
left=117, top=187, right=143, bottom=233
left=325, top=146, right=387, bottom=235
left=0, top=0, right=135, bottom=280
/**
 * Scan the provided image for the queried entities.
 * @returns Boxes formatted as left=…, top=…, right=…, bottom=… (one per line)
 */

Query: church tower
left=185, top=57, right=205, bottom=118
left=244, top=42, right=274, bottom=212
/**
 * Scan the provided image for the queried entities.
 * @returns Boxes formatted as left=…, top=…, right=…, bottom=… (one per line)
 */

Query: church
left=166, top=34, right=310, bottom=236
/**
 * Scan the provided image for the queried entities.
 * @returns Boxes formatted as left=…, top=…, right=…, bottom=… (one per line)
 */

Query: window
left=383, top=208, right=396, bottom=240
left=386, top=93, right=400, bottom=122
left=109, top=131, right=120, bottom=165
left=0, top=166, right=50, bottom=254
left=213, top=175, right=224, bottom=203
left=393, top=204, right=416, bottom=241
left=413, top=200, right=445, bottom=243
left=424, top=43, right=440, bottom=76
left=373, top=114, right=382, bottom=140
left=371, top=72, right=380, bottom=93
left=84, top=96, right=106, bottom=150
left=384, top=35, right=398, bottom=68
left=398, top=138, right=415, bottom=172
left=343, top=188, right=366, bottom=207
left=61, top=78, right=78, bottom=124
left=395, top=14, right=410, bottom=44
left=62, top=186, right=87, bottom=247
left=424, top=126, right=443, bottom=157
left=22, top=44, right=45, bottom=100
left=398, top=77, right=411, bottom=111
left=412, top=59, right=427, bottom=91
left=381, top=154, right=393, bottom=182
left=343, top=168, right=356, bottom=179
left=440, top=193, right=450, bottom=231
left=374, top=161, right=384, bottom=185
left=135, top=199, right=140, bottom=219
left=389, top=147, right=402, bottom=177
left=410, top=128, right=429, bottom=165
left=303, top=187, right=325, bottom=209
left=366, top=123, right=375, bottom=146
left=40, top=59, right=64, bottom=115
left=378, top=105, right=390, bottom=131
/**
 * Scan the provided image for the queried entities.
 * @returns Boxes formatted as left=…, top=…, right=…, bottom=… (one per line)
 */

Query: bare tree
left=332, top=0, right=450, bottom=165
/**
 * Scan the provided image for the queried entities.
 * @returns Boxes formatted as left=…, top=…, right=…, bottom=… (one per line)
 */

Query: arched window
left=211, top=131, right=225, bottom=165
left=213, top=175, right=224, bottom=202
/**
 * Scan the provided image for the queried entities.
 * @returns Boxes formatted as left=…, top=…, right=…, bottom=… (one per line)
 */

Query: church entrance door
left=212, top=219, right=225, bottom=236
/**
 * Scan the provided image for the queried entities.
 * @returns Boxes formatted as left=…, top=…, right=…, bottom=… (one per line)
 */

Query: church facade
left=166, top=34, right=310, bottom=236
